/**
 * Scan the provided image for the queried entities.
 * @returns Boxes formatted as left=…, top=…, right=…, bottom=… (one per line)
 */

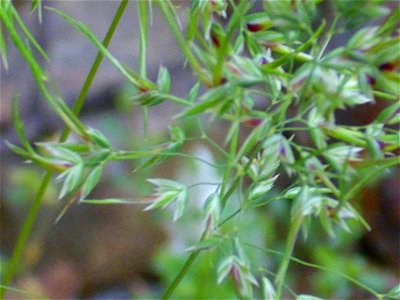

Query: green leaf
left=0, top=24, right=8, bottom=70
left=324, top=145, right=363, bottom=172
left=284, top=187, right=331, bottom=199
left=262, top=277, right=276, bottom=300
left=173, top=188, right=188, bottom=221
left=11, top=97, right=34, bottom=153
left=48, top=7, right=155, bottom=90
left=169, top=126, right=185, bottom=142
left=87, top=128, right=111, bottom=148
left=217, top=255, right=236, bottom=284
left=386, top=285, right=400, bottom=300
left=308, top=108, right=327, bottom=149
left=80, top=165, right=104, bottom=199
left=236, top=119, right=271, bottom=161
left=178, top=96, right=220, bottom=118
left=58, top=163, right=84, bottom=200
left=114, top=149, right=155, bottom=160
left=176, top=85, right=232, bottom=118
left=185, top=236, right=222, bottom=252
left=81, top=198, right=138, bottom=205
left=233, top=33, right=244, bottom=54
left=10, top=5, right=48, bottom=60
left=30, top=0, right=42, bottom=23
left=85, top=150, right=112, bottom=168
left=248, top=175, right=278, bottom=201
left=388, top=113, right=400, bottom=125
left=187, top=82, right=200, bottom=102
left=143, top=191, right=178, bottom=211
left=46, top=146, right=82, bottom=164
left=147, top=178, right=184, bottom=192
left=144, top=178, right=188, bottom=220
left=131, top=90, right=165, bottom=106
left=133, top=141, right=181, bottom=172
left=365, top=135, right=384, bottom=160
left=204, top=192, right=221, bottom=225
left=157, top=66, right=171, bottom=93
left=291, top=186, right=310, bottom=221
left=6, top=142, right=32, bottom=158
left=36, top=142, right=91, bottom=153
left=319, top=208, right=335, bottom=238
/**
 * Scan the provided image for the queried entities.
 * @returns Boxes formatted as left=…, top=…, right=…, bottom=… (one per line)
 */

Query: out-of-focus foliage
left=1, top=0, right=399, bottom=299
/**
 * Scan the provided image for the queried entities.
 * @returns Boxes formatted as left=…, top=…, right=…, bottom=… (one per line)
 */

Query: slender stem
left=246, top=244, right=383, bottom=299
left=0, top=9, right=87, bottom=138
left=274, top=215, right=303, bottom=299
left=372, top=90, right=398, bottom=101
left=162, top=93, right=192, bottom=106
left=161, top=231, right=206, bottom=300
left=9, top=5, right=48, bottom=60
left=160, top=145, right=260, bottom=299
left=161, top=176, right=241, bottom=299
left=138, top=0, right=149, bottom=141
left=0, top=173, right=52, bottom=300
left=213, top=0, right=251, bottom=85
left=214, top=208, right=241, bottom=230
left=220, top=98, right=240, bottom=202
left=157, top=0, right=209, bottom=85
left=138, top=1, right=147, bottom=79
left=0, top=2, right=128, bottom=298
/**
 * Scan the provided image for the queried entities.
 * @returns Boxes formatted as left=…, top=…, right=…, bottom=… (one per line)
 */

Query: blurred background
left=1, top=1, right=399, bottom=299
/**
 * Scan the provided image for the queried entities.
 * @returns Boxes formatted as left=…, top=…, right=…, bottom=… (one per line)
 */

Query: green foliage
left=1, top=0, right=399, bottom=299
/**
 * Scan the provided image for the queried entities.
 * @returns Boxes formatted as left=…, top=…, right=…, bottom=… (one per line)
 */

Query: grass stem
left=0, top=2, right=128, bottom=297
left=274, top=215, right=303, bottom=299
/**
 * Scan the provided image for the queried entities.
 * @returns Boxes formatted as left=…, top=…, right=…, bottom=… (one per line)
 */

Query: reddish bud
left=230, top=264, right=241, bottom=284
left=243, top=118, right=263, bottom=128
left=379, top=62, right=396, bottom=72
left=211, top=31, right=221, bottom=48
left=246, top=23, right=264, bottom=32
left=218, top=77, right=227, bottom=85
left=366, top=74, right=376, bottom=86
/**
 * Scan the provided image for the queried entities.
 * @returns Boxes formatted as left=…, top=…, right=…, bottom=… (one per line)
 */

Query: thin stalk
left=213, top=0, right=252, bottom=85
left=246, top=244, right=383, bottom=299
left=0, top=9, right=87, bottom=138
left=220, top=99, right=240, bottom=204
left=372, top=91, right=398, bottom=101
left=9, top=5, right=48, bottom=60
left=0, top=173, right=52, bottom=300
left=161, top=143, right=264, bottom=299
left=160, top=177, right=242, bottom=299
left=138, top=0, right=149, bottom=141
left=0, top=2, right=128, bottom=298
left=162, top=93, right=192, bottom=106
left=0, top=284, right=50, bottom=300
left=267, top=21, right=326, bottom=69
left=322, top=126, right=367, bottom=147
left=334, top=166, right=387, bottom=218
left=204, top=135, right=230, bottom=158
left=274, top=214, right=303, bottom=299
left=161, top=230, right=207, bottom=300
left=157, top=0, right=209, bottom=84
